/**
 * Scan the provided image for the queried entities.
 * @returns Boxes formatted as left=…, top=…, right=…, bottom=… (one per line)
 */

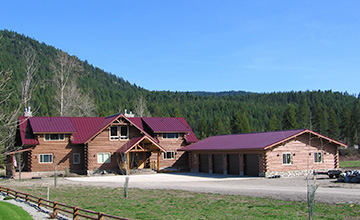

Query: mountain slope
left=0, top=29, right=358, bottom=143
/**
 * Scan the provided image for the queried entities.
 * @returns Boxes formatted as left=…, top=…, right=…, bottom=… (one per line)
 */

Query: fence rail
left=0, top=186, right=127, bottom=220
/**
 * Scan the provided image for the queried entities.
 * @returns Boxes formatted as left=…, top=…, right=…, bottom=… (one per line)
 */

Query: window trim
left=120, top=126, right=129, bottom=139
left=314, top=152, right=322, bottom=163
left=44, top=134, right=65, bottom=141
left=97, top=152, right=111, bottom=164
left=162, top=133, right=179, bottom=139
left=110, top=126, right=119, bottom=140
left=39, top=154, right=53, bottom=164
left=282, top=153, right=292, bottom=165
left=109, top=126, right=129, bottom=140
left=73, top=153, right=80, bottom=165
left=163, top=151, right=175, bottom=160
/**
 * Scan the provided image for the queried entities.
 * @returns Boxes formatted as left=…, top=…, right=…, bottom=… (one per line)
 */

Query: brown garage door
left=199, top=154, right=209, bottom=173
left=244, top=154, right=259, bottom=176
left=212, top=154, right=223, bottom=174
left=227, top=154, right=239, bottom=175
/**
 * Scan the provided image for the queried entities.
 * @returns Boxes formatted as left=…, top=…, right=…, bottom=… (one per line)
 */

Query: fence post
left=15, top=191, right=18, bottom=199
left=73, top=207, right=79, bottom=220
left=6, top=188, right=10, bottom=196
left=25, top=193, right=29, bottom=203
left=98, top=212, right=105, bottom=220
left=0, top=186, right=2, bottom=193
left=38, top=197, right=43, bottom=208
left=53, top=201, right=58, bottom=216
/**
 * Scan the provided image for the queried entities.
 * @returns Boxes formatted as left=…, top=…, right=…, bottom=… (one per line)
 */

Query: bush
left=3, top=196, right=14, bottom=200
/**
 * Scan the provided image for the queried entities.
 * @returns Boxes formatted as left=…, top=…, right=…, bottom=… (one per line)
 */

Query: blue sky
left=1, top=1, right=359, bottom=94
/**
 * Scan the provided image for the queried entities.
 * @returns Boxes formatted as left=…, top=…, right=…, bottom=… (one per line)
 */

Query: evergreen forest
left=1, top=29, right=360, bottom=148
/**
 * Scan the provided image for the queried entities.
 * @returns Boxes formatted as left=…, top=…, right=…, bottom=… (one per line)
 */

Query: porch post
left=126, top=152, right=130, bottom=175
left=157, top=152, right=160, bottom=172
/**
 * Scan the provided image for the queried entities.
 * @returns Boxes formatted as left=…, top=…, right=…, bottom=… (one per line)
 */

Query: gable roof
left=17, top=114, right=197, bottom=145
left=29, top=117, right=77, bottom=133
left=116, top=135, right=166, bottom=154
left=141, top=117, right=191, bottom=133
left=179, top=129, right=346, bottom=151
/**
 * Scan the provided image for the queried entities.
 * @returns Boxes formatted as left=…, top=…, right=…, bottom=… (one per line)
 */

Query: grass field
left=0, top=201, right=33, bottom=220
left=340, top=160, right=360, bottom=168
left=2, top=185, right=359, bottom=220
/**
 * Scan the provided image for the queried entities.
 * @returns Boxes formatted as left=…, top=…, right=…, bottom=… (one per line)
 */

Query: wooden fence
left=0, top=186, right=128, bottom=220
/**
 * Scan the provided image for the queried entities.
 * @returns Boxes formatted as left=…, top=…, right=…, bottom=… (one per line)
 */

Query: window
left=110, top=126, right=118, bottom=140
left=282, top=153, right=291, bottom=165
left=162, top=133, right=179, bottom=139
left=164, top=151, right=175, bottom=160
left=314, top=152, right=322, bottom=163
left=45, top=134, right=65, bottom=141
left=97, top=153, right=111, bottom=163
left=39, top=154, right=53, bottom=163
left=110, top=126, right=128, bottom=140
left=73, top=153, right=80, bottom=164
left=120, top=126, right=129, bottom=139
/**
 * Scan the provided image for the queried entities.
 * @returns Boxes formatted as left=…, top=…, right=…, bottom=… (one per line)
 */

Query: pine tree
left=282, top=104, right=297, bottom=130
left=268, top=113, right=279, bottom=131
left=297, top=98, right=311, bottom=129
left=327, top=108, right=339, bottom=139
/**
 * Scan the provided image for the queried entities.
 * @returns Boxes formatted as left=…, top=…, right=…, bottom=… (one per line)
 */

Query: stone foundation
left=265, top=169, right=328, bottom=178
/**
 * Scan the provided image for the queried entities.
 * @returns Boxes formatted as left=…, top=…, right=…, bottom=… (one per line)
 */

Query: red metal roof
left=180, top=129, right=323, bottom=151
left=115, top=135, right=166, bottom=153
left=29, top=117, right=77, bottom=133
left=141, top=117, right=191, bottom=133
left=69, top=117, right=105, bottom=144
left=18, top=116, right=39, bottom=146
left=18, top=114, right=198, bottom=146
left=176, top=117, right=198, bottom=143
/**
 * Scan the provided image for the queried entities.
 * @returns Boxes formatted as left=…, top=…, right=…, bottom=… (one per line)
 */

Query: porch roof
left=116, top=135, right=166, bottom=154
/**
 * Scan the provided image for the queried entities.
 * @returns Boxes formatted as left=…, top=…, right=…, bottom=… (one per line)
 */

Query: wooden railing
left=0, top=186, right=128, bottom=220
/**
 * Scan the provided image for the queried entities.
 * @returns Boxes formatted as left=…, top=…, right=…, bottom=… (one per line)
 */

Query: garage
left=244, top=154, right=259, bottom=176
left=199, top=154, right=209, bottom=173
left=227, top=154, right=240, bottom=175
left=212, top=154, right=223, bottom=174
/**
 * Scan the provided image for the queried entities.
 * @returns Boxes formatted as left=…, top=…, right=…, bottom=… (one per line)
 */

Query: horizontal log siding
left=31, top=134, right=84, bottom=172
left=265, top=135, right=338, bottom=173
left=156, top=134, right=188, bottom=169
left=86, top=126, right=141, bottom=171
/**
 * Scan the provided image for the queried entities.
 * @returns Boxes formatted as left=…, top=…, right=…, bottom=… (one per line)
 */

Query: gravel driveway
left=3, top=172, right=360, bottom=204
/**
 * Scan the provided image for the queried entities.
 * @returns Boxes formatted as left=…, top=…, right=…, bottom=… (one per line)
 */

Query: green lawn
left=2, top=185, right=359, bottom=220
left=340, top=160, right=360, bottom=168
left=0, top=201, right=33, bottom=220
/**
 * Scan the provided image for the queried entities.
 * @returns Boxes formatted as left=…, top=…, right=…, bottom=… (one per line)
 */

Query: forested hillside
left=1, top=29, right=360, bottom=147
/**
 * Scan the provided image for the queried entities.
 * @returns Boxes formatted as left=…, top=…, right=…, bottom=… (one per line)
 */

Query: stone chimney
left=24, top=106, right=32, bottom=117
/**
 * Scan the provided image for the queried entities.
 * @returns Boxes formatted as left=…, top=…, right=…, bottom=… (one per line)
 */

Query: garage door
left=227, top=154, right=240, bottom=175
left=212, top=154, right=223, bottom=174
left=199, top=154, right=209, bottom=173
left=244, top=154, right=259, bottom=176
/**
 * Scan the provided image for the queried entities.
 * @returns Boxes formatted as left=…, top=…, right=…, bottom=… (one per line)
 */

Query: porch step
left=130, top=169, right=157, bottom=175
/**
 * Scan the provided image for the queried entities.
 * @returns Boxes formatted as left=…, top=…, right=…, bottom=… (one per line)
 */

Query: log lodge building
left=6, top=110, right=346, bottom=178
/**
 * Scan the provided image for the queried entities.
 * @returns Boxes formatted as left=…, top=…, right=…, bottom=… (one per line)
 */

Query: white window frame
left=73, top=153, right=80, bottom=165
left=109, top=126, right=129, bottom=140
left=314, top=152, right=322, bottom=163
left=39, top=154, right=53, bottom=163
left=282, top=153, right=292, bottom=165
left=163, top=151, right=175, bottom=160
left=97, top=152, right=111, bottom=163
left=162, top=133, right=179, bottom=139
left=110, top=126, right=119, bottom=140
left=44, top=134, right=65, bottom=141
left=120, top=126, right=129, bottom=139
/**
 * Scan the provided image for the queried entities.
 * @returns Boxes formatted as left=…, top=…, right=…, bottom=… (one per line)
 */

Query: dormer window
left=163, top=133, right=179, bottom=139
left=110, top=126, right=129, bottom=140
left=45, top=134, right=65, bottom=141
